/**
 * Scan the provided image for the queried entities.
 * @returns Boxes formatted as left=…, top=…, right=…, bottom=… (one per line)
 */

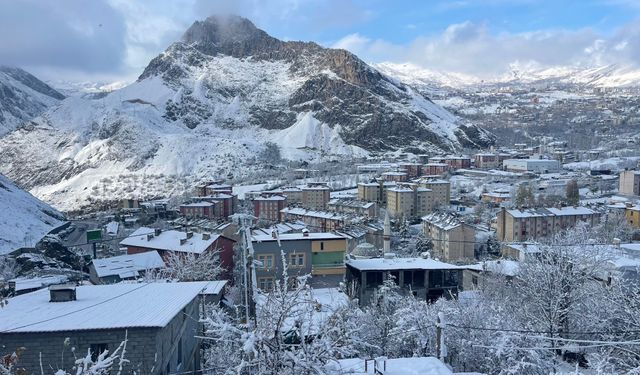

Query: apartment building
left=253, top=195, right=287, bottom=222
left=415, top=178, right=451, bottom=207
left=357, top=180, right=396, bottom=204
left=422, top=212, right=475, bottom=262
left=387, top=183, right=434, bottom=219
left=619, top=170, right=640, bottom=196
left=302, top=183, right=331, bottom=210
left=496, top=206, right=600, bottom=242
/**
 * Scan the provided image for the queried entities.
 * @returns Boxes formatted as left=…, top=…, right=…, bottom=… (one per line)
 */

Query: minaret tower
left=383, top=210, right=391, bottom=254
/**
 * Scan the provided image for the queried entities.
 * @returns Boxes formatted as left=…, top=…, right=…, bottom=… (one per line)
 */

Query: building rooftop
left=119, top=227, right=219, bottom=254
left=0, top=282, right=214, bottom=333
left=90, top=251, right=165, bottom=278
left=281, top=207, right=345, bottom=220
left=252, top=232, right=346, bottom=242
left=346, top=257, right=460, bottom=271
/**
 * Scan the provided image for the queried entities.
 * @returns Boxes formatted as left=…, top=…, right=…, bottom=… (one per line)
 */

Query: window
left=365, top=271, right=383, bottom=288
left=320, top=242, right=325, bottom=251
left=288, top=253, right=305, bottom=268
left=258, top=277, right=274, bottom=291
left=257, top=254, right=274, bottom=269
left=472, top=275, right=478, bottom=287
left=89, top=343, right=108, bottom=362
left=389, top=271, right=400, bottom=284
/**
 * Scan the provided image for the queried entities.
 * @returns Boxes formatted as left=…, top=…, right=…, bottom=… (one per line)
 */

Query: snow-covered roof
left=546, top=206, right=597, bottom=216
left=466, top=260, right=520, bottom=277
left=90, top=251, right=165, bottom=278
left=326, top=357, right=453, bottom=375
left=253, top=195, right=287, bottom=201
left=252, top=232, right=346, bottom=242
left=328, top=199, right=375, bottom=209
left=0, top=282, right=212, bottom=333
left=504, top=242, right=541, bottom=254
left=347, top=257, right=460, bottom=271
left=422, top=212, right=464, bottom=231
left=506, top=206, right=597, bottom=218
left=280, top=207, right=345, bottom=220
left=200, top=280, right=228, bottom=295
left=180, top=202, right=215, bottom=207
left=8, top=275, right=70, bottom=292
left=119, top=227, right=219, bottom=254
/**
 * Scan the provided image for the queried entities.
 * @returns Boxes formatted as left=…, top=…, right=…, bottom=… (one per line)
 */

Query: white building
left=503, top=159, right=561, bottom=173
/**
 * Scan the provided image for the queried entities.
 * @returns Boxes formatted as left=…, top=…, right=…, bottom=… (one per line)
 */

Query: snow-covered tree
left=565, top=179, right=580, bottom=206
left=160, top=249, right=223, bottom=281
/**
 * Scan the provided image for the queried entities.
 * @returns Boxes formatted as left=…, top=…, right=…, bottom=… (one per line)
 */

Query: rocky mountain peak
left=181, top=15, right=284, bottom=59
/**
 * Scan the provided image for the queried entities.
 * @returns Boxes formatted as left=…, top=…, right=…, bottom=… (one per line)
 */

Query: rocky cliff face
left=139, top=15, right=493, bottom=152
left=0, top=16, right=492, bottom=210
left=0, top=66, right=65, bottom=136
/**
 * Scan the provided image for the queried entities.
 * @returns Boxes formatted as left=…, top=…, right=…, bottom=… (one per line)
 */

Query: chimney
left=180, top=238, right=187, bottom=245
left=271, top=229, right=278, bottom=239
left=302, top=228, right=309, bottom=237
left=186, top=232, right=193, bottom=239
left=202, top=233, right=211, bottom=240
left=154, top=228, right=162, bottom=236
left=49, top=284, right=77, bottom=302
left=613, top=238, right=621, bottom=247
left=146, top=234, right=154, bottom=241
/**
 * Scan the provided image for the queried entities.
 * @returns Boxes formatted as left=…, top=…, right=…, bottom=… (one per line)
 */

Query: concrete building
left=302, top=183, right=331, bottom=210
left=422, top=212, right=475, bottom=262
left=345, top=256, right=462, bottom=305
left=327, top=199, right=377, bottom=218
left=281, top=186, right=303, bottom=204
left=381, top=171, right=409, bottom=182
left=429, top=156, right=471, bottom=170
left=179, top=202, right=217, bottom=220
left=280, top=207, right=345, bottom=232
left=503, top=159, right=561, bottom=173
left=251, top=231, right=348, bottom=289
left=422, top=163, right=449, bottom=176
left=474, top=153, right=512, bottom=169
left=619, top=170, right=640, bottom=196
left=496, top=207, right=600, bottom=242
left=415, top=178, right=451, bottom=207
left=0, top=282, right=220, bottom=374
left=357, top=181, right=396, bottom=204
left=253, top=195, right=287, bottom=222
left=386, top=183, right=436, bottom=219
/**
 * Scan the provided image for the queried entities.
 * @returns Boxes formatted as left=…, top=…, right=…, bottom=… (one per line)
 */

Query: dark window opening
left=366, top=271, right=383, bottom=288
left=90, top=343, right=108, bottom=362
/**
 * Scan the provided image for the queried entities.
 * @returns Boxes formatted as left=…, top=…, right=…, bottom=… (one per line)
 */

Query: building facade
left=251, top=231, right=348, bottom=289
left=619, top=170, right=640, bottom=196
left=496, top=207, right=600, bottom=242
left=345, top=256, right=462, bottom=305
left=422, top=212, right=475, bottom=262
left=302, top=183, right=331, bottom=210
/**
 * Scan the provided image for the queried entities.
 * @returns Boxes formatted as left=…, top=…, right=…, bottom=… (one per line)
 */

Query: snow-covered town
left=2, top=3, right=640, bottom=375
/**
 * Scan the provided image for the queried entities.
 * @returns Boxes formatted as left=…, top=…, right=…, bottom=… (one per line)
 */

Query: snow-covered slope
left=0, top=16, right=492, bottom=211
left=377, top=62, right=640, bottom=89
left=0, top=174, right=66, bottom=254
left=0, top=66, right=65, bottom=136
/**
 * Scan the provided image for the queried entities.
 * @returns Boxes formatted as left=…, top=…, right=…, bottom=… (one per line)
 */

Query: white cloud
left=334, top=20, right=640, bottom=78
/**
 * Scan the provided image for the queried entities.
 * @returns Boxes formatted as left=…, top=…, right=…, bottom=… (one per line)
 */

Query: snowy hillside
left=0, top=16, right=492, bottom=211
left=0, top=174, right=66, bottom=255
left=0, top=66, right=65, bottom=136
left=377, top=62, right=640, bottom=89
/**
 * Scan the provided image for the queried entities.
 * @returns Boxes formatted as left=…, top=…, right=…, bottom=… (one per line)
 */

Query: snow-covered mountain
left=0, top=16, right=492, bottom=211
left=0, top=174, right=66, bottom=255
left=0, top=66, right=65, bottom=136
left=377, top=62, right=640, bottom=90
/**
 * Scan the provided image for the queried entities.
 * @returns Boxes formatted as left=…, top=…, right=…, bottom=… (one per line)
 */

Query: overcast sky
left=1, top=0, right=639, bottom=83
